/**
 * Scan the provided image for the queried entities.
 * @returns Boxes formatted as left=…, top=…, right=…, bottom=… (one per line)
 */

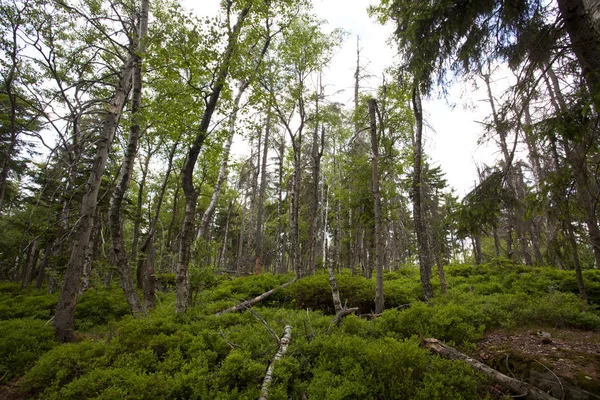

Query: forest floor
left=0, top=379, right=25, bottom=400
left=476, top=328, right=600, bottom=399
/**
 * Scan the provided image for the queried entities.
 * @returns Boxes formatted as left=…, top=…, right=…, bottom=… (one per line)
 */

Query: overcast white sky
left=182, top=0, right=502, bottom=197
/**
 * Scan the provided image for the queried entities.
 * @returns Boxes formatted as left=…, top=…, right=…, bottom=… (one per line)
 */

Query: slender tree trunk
left=0, top=8, right=23, bottom=211
left=35, top=242, right=52, bottom=289
left=368, top=99, right=384, bottom=314
left=197, top=81, right=247, bottom=242
left=177, top=5, right=251, bottom=312
left=566, top=217, right=588, bottom=300
left=246, top=135, right=259, bottom=268
left=255, top=110, right=271, bottom=275
left=137, top=141, right=178, bottom=309
left=291, top=150, right=302, bottom=277
left=276, top=132, right=286, bottom=274
left=473, top=235, right=483, bottom=265
left=218, top=200, right=234, bottom=271
left=545, top=66, right=599, bottom=272
left=327, top=263, right=342, bottom=314
left=411, top=85, right=433, bottom=301
left=108, top=0, right=149, bottom=316
left=133, top=149, right=151, bottom=288
left=80, top=212, right=101, bottom=293
left=21, top=240, right=39, bottom=289
left=308, top=90, right=322, bottom=276
left=493, top=228, right=501, bottom=257
left=54, top=53, right=135, bottom=343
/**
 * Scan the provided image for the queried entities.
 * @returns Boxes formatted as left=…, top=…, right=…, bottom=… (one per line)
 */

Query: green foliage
left=0, top=284, right=57, bottom=320
left=285, top=270, right=422, bottom=314
left=7, top=263, right=600, bottom=398
left=0, top=318, right=56, bottom=384
left=75, top=288, right=131, bottom=331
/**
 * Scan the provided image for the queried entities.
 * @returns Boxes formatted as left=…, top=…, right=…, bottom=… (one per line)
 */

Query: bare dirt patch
left=475, top=328, right=600, bottom=399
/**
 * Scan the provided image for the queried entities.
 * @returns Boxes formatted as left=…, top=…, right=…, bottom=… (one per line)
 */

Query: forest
left=0, top=0, right=599, bottom=398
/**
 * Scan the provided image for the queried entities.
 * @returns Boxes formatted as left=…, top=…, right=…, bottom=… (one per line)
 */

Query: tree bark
left=176, top=4, right=251, bottom=312
left=308, top=86, right=323, bottom=276
left=138, top=141, right=179, bottom=310
left=327, top=263, right=343, bottom=314
left=276, top=132, right=287, bottom=274
left=259, top=325, right=292, bottom=400
left=54, top=53, right=135, bottom=343
left=21, top=240, right=39, bottom=289
left=108, top=0, right=149, bottom=316
left=369, top=99, right=384, bottom=314
left=255, top=109, right=271, bottom=275
left=133, top=147, right=152, bottom=288
left=411, top=85, right=433, bottom=301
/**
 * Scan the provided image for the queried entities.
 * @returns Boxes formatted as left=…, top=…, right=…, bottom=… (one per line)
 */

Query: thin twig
left=534, top=359, right=565, bottom=400
left=505, top=353, right=516, bottom=379
left=246, top=307, right=279, bottom=343
left=219, top=329, right=238, bottom=350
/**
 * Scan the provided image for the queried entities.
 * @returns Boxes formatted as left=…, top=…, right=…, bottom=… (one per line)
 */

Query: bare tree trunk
left=259, top=326, right=292, bottom=400
left=197, top=82, right=247, bottom=242
left=308, top=89, right=322, bottom=276
left=236, top=198, right=248, bottom=275
left=246, top=135, right=259, bottom=271
left=138, top=141, right=178, bottom=309
left=291, top=135, right=303, bottom=278
left=177, top=5, right=251, bottom=312
left=255, top=110, right=271, bottom=275
left=21, top=240, right=39, bottom=289
left=133, top=148, right=152, bottom=288
left=411, top=85, right=433, bottom=301
left=368, top=99, right=384, bottom=314
left=472, top=235, right=483, bottom=265
left=108, top=0, right=149, bottom=316
left=35, top=242, right=52, bottom=289
left=275, top=132, right=286, bottom=274
left=218, top=200, right=234, bottom=271
left=0, top=5, right=24, bottom=211
left=81, top=212, right=101, bottom=293
left=54, top=53, right=135, bottom=343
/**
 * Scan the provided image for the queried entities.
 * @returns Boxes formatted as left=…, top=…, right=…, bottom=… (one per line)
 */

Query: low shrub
left=0, top=289, right=57, bottom=320
left=0, top=318, right=56, bottom=384
left=75, top=288, right=131, bottom=331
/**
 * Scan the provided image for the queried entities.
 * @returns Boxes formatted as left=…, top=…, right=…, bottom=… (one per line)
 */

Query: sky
left=181, top=0, right=502, bottom=197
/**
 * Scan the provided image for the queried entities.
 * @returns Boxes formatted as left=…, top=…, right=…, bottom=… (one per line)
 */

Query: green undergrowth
left=2, top=263, right=599, bottom=399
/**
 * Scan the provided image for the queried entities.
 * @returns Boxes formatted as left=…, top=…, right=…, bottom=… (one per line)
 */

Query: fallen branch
left=423, top=338, right=558, bottom=400
left=327, top=307, right=359, bottom=334
left=259, top=325, right=292, bottom=400
left=215, top=278, right=296, bottom=316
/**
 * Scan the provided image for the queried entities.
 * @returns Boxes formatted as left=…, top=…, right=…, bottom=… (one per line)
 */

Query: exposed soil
left=0, top=381, right=25, bottom=400
left=475, top=328, right=600, bottom=399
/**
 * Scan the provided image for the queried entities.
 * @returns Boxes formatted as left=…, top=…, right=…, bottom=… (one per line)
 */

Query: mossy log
left=215, top=278, right=296, bottom=316
left=423, top=338, right=558, bottom=400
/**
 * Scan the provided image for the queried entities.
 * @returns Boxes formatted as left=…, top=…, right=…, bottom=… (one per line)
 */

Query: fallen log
left=215, top=278, right=296, bottom=316
left=327, top=307, right=359, bottom=334
left=259, top=325, right=292, bottom=400
left=423, top=338, right=558, bottom=400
